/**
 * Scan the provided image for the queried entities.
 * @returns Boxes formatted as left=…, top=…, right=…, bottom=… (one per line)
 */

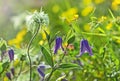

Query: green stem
left=15, top=61, right=23, bottom=81
left=27, top=25, right=40, bottom=81
left=46, top=54, right=66, bottom=81
left=46, top=69, right=55, bottom=81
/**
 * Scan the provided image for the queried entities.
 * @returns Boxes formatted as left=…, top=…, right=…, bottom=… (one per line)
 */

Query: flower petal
left=54, top=37, right=63, bottom=54
left=6, top=72, right=11, bottom=80
left=8, top=49, right=14, bottom=62
left=37, top=66, right=45, bottom=78
left=84, top=40, right=93, bottom=56
left=80, top=39, right=86, bottom=56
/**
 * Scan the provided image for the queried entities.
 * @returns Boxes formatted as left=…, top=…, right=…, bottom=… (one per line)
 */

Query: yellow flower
left=13, top=59, right=20, bottom=66
left=3, top=77, right=9, bottom=81
left=116, top=39, right=120, bottom=44
left=52, top=5, right=60, bottom=13
left=84, top=24, right=91, bottom=31
left=61, top=8, right=78, bottom=23
left=8, top=28, right=27, bottom=48
left=98, top=16, right=107, bottom=23
left=106, top=23, right=113, bottom=30
left=83, top=0, right=92, bottom=5
left=94, top=0, right=104, bottom=4
left=81, top=6, right=94, bottom=16
left=39, top=40, right=44, bottom=45
left=112, top=0, right=120, bottom=10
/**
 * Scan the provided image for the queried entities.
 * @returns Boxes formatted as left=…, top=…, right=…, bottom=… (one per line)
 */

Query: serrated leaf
left=41, top=46, right=53, bottom=67
left=58, top=63, right=79, bottom=69
left=68, top=35, right=75, bottom=44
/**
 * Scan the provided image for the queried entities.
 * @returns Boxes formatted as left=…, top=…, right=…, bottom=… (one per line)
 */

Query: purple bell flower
left=37, top=65, right=45, bottom=78
left=54, top=37, right=64, bottom=54
left=6, top=72, right=11, bottom=80
left=79, top=39, right=93, bottom=56
left=10, top=67, right=15, bottom=76
left=8, top=49, right=14, bottom=62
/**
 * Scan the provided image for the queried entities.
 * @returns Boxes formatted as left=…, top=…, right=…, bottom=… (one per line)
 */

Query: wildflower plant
left=0, top=0, right=120, bottom=81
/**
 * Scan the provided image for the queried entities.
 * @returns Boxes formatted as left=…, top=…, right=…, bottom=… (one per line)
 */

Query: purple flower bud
left=79, top=39, right=93, bottom=56
left=61, top=79, right=68, bottom=81
left=54, top=37, right=64, bottom=54
left=37, top=65, right=45, bottom=78
left=10, top=67, right=15, bottom=76
left=8, top=49, right=14, bottom=62
left=6, top=72, right=11, bottom=80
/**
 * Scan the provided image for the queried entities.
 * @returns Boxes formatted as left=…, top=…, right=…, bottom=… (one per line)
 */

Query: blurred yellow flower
left=61, top=8, right=78, bottom=23
left=94, top=0, right=104, bottom=4
left=63, top=42, right=68, bottom=48
left=98, top=16, right=107, bottom=23
left=83, top=0, right=92, bottom=5
left=81, top=6, right=94, bottom=16
left=39, top=40, right=44, bottom=45
left=116, top=39, right=120, bottom=44
left=112, top=0, right=120, bottom=10
left=106, top=23, right=113, bottom=30
left=13, top=59, right=20, bottom=66
left=52, top=5, right=60, bottom=13
left=3, top=77, right=9, bottom=81
left=84, top=24, right=91, bottom=31
left=8, top=28, right=27, bottom=48
left=38, top=28, right=50, bottom=45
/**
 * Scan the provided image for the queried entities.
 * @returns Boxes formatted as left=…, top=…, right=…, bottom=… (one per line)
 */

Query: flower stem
left=46, top=69, right=55, bottom=81
left=27, top=25, right=40, bottom=81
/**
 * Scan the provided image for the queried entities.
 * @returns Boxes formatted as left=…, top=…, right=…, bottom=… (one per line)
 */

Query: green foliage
left=0, top=38, right=7, bottom=52
left=0, top=63, right=3, bottom=73
left=58, top=63, right=80, bottom=69
left=40, top=46, right=54, bottom=67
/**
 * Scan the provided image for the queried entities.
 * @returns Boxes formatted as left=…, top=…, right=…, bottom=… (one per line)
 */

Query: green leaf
left=0, top=44, right=6, bottom=52
left=67, top=35, right=75, bottom=44
left=44, top=30, right=50, bottom=42
left=58, top=63, right=80, bottom=69
left=41, top=46, right=54, bottom=67
left=0, top=38, right=7, bottom=51
left=2, top=62, right=9, bottom=70
left=0, top=63, right=3, bottom=73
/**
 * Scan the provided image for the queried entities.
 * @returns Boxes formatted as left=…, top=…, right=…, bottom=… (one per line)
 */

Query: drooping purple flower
left=8, top=49, right=14, bottom=62
left=37, top=65, right=45, bottom=78
left=10, top=67, right=15, bottom=76
left=6, top=72, right=11, bottom=80
left=79, top=39, right=93, bottom=56
left=54, top=37, right=64, bottom=54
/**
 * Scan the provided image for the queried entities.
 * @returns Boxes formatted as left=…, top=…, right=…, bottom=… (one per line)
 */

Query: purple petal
left=6, top=72, right=11, bottom=80
left=8, top=49, right=14, bottom=62
left=84, top=40, right=93, bottom=56
left=10, top=67, right=15, bottom=76
left=37, top=66, right=45, bottom=78
left=54, top=37, right=63, bottom=54
left=80, top=39, right=86, bottom=56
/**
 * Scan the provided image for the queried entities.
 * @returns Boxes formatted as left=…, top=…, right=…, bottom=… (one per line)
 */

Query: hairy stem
left=27, top=25, right=40, bottom=81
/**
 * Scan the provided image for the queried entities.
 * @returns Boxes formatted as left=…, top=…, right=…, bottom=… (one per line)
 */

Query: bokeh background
left=0, top=0, right=120, bottom=40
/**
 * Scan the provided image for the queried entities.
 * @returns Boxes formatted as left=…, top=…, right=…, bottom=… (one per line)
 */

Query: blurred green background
left=1, top=0, right=120, bottom=40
